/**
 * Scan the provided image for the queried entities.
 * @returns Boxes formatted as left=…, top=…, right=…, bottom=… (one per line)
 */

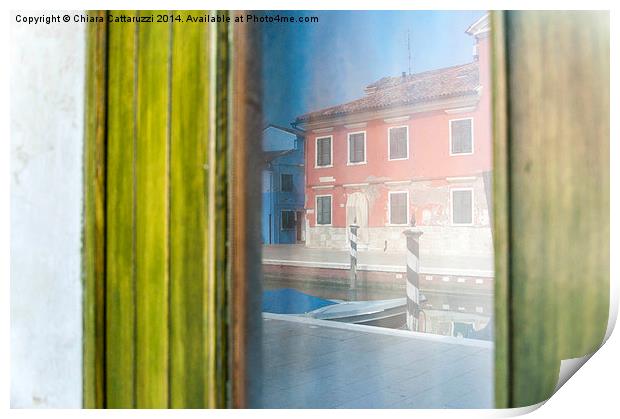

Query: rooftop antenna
left=407, top=29, right=412, bottom=75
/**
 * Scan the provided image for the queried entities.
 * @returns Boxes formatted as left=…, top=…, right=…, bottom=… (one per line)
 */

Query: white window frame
left=346, top=131, right=367, bottom=166
left=450, top=187, right=475, bottom=226
left=449, top=117, right=474, bottom=156
left=315, top=194, right=333, bottom=226
left=387, top=191, right=409, bottom=226
left=387, top=125, right=409, bottom=161
left=315, top=135, right=333, bottom=168
left=280, top=209, right=296, bottom=231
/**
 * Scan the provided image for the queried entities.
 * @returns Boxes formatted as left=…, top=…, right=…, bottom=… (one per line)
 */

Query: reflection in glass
left=258, top=11, right=493, bottom=408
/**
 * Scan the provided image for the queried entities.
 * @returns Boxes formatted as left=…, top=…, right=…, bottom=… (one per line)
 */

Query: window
left=316, top=136, right=332, bottom=167
left=388, top=191, right=409, bottom=225
left=316, top=195, right=332, bottom=225
left=256, top=11, right=497, bottom=410
left=281, top=173, right=293, bottom=192
left=388, top=126, right=409, bottom=160
left=347, top=132, right=366, bottom=164
left=281, top=210, right=296, bottom=230
left=451, top=188, right=473, bottom=225
left=450, top=118, right=474, bottom=155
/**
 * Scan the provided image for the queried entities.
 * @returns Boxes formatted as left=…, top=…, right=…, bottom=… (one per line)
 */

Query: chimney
left=466, top=13, right=489, bottom=62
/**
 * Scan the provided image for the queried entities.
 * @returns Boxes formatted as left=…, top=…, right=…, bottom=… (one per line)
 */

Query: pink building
left=295, top=15, right=493, bottom=259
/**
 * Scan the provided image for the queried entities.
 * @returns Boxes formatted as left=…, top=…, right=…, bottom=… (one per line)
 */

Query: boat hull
left=329, top=306, right=406, bottom=328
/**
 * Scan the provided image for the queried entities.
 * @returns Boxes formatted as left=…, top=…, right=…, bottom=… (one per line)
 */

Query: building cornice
left=296, top=93, right=480, bottom=132
left=307, top=173, right=487, bottom=189
left=465, top=13, right=490, bottom=38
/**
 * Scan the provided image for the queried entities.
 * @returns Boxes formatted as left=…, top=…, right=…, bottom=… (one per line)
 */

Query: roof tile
left=296, top=61, right=479, bottom=123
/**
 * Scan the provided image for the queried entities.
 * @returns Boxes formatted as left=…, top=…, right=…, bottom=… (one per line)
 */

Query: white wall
left=10, top=13, right=85, bottom=408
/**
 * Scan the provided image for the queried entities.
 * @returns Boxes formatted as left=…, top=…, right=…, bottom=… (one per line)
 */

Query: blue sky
left=261, top=10, right=485, bottom=127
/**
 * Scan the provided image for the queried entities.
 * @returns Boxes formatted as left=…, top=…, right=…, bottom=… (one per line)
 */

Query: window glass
left=451, top=118, right=473, bottom=154
left=389, top=126, right=408, bottom=159
left=281, top=210, right=296, bottom=230
left=259, top=10, right=493, bottom=409
left=281, top=173, right=293, bottom=192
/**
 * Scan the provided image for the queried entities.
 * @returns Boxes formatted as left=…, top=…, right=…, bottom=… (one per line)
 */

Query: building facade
left=295, top=15, right=492, bottom=257
left=261, top=125, right=306, bottom=244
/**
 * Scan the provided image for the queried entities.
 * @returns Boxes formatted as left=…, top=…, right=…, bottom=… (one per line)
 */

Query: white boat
left=305, top=298, right=407, bottom=328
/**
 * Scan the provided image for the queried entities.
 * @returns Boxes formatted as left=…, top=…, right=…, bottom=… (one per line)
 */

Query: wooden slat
left=105, top=12, right=137, bottom=408
left=169, top=11, right=210, bottom=408
left=135, top=11, right=171, bottom=408
left=490, top=11, right=509, bottom=409
left=85, top=10, right=232, bottom=408
left=503, top=11, right=609, bottom=407
left=207, top=16, right=231, bottom=408
left=231, top=13, right=264, bottom=409
left=83, top=11, right=107, bottom=409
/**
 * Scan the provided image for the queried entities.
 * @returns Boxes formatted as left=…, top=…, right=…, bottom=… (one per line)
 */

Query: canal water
left=263, top=276, right=403, bottom=301
left=263, top=275, right=493, bottom=337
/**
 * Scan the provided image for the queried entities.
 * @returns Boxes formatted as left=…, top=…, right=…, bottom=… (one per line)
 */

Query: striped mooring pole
left=349, top=223, right=359, bottom=300
left=403, top=228, right=423, bottom=331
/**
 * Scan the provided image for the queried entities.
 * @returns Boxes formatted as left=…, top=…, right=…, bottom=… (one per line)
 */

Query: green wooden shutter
left=84, top=10, right=231, bottom=408
left=85, top=9, right=610, bottom=410
left=492, top=11, right=609, bottom=408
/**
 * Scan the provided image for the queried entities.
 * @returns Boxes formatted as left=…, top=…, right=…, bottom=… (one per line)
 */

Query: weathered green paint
left=209, top=17, right=231, bottom=408
left=169, top=12, right=211, bottom=408
left=135, top=11, right=171, bottom=408
left=105, top=12, right=137, bottom=408
left=85, top=10, right=231, bottom=408
left=83, top=10, right=107, bottom=409
left=490, top=11, right=509, bottom=409
left=84, top=10, right=611, bottom=410
left=497, top=11, right=610, bottom=407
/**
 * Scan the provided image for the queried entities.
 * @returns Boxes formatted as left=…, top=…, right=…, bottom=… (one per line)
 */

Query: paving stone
left=260, top=318, right=493, bottom=408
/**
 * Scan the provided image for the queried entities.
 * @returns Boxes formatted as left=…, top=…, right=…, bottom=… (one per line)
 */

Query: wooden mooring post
left=348, top=223, right=359, bottom=300
left=403, top=228, right=423, bottom=331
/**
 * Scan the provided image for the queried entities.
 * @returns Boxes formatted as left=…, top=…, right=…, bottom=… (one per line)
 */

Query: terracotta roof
left=296, top=61, right=480, bottom=123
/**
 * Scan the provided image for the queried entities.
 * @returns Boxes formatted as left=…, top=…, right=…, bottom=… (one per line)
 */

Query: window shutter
left=281, top=174, right=293, bottom=192
left=390, top=127, right=407, bottom=159
left=85, top=11, right=231, bottom=408
left=390, top=193, right=407, bottom=224
left=317, top=138, right=331, bottom=166
left=323, top=140, right=331, bottom=165
left=317, top=196, right=331, bottom=225
left=349, top=133, right=365, bottom=163
left=325, top=198, right=331, bottom=224
left=281, top=211, right=295, bottom=229
left=451, top=119, right=473, bottom=154
left=452, top=190, right=473, bottom=224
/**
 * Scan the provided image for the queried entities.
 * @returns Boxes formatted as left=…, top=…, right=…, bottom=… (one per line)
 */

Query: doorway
left=295, top=210, right=304, bottom=243
left=346, top=192, right=369, bottom=247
